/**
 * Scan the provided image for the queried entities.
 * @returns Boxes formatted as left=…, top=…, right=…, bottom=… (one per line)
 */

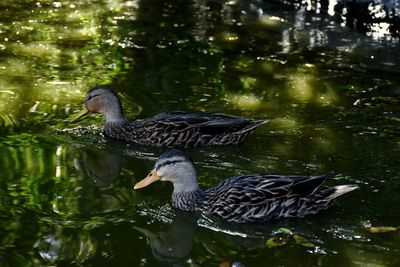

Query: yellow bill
left=70, top=105, right=89, bottom=123
left=134, top=169, right=160, bottom=189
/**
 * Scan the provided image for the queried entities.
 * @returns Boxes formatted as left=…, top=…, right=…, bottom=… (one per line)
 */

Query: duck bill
left=70, top=105, right=89, bottom=123
left=134, top=169, right=160, bottom=189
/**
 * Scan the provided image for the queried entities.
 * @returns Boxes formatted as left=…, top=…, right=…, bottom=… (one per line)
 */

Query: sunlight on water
left=368, top=22, right=392, bottom=40
left=289, top=73, right=315, bottom=102
left=0, top=0, right=399, bottom=266
left=226, top=93, right=263, bottom=110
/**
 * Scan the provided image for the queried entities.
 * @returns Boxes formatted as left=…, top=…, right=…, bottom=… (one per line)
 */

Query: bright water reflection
left=0, top=0, right=399, bottom=266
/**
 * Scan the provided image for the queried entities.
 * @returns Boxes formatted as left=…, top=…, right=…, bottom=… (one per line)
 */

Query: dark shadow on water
left=134, top=211, right=198, bottom=266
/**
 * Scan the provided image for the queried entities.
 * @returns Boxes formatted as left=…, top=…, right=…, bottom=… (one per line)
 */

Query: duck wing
left=203, top=173, right=330, bottom=206
left=126, top=111, right=265, bottom=147
left=151, top=111, right=265, bottom=133
left=200, top=173, right=333, bottom=223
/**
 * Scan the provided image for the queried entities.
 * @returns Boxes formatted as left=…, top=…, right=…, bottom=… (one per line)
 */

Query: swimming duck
left=71, top=85, right=266, bottom=148
left=134, top=150, right=358, bottom=223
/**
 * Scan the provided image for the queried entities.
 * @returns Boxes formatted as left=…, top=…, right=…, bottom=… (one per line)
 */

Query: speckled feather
left=141, top=150, right=358, bottom=223
left=82, top=86, right=265, bottom=148
left=104, top=111, right=265, bottom=148
left=195, top=174, right=353, bottom=223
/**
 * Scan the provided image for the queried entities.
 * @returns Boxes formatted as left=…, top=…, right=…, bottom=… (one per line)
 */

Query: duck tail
left=243, top=119, right=267, bottom=132
left=301, top=184, right=358, bottom=216
left=328, top=184, right=359, bottom=199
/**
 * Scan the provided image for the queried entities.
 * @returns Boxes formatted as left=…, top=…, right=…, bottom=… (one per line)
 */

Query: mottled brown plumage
left=73, top=86, right=266, bottom=148
left=134, top=150, right=358, bottom=223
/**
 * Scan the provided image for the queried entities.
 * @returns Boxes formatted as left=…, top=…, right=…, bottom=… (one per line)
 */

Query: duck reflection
left=74, top=147, right=123, bottom=187
left=71, top=139, right=162, bottom=187
left=134, top=209, right=266, bottom=266
left=134, top=211, right=198, bottom=266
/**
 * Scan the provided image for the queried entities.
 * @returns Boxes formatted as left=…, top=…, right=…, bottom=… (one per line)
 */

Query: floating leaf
left=293, top=235, right=316, bottom=248
left=266, top=236, right=288, bottom=248
left=365, top=226, right=398, bottom=234
left=277, top=227, right=293, bottom=235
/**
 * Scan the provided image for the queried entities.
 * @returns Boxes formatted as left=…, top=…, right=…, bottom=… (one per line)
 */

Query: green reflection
left=0, top=0, right=399, bottom=266
left=0, top=0, right=134, bottom=135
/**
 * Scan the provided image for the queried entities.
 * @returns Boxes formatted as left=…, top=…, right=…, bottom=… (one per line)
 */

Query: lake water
left=0, top=1, right=399, bottom=266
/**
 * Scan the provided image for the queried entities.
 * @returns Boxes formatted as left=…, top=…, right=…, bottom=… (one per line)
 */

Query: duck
left=134, top=150, right=358, bottom=223
left=71, top=85, right=266, bottom=148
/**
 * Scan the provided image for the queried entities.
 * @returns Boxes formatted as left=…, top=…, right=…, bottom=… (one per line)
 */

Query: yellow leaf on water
left=365, top=226, right=399, bottom=234
left=266, top=236, right=288, bottom=248
left=293, top=235, right=316, bottom=248
left=277, top=227, right=293, bottom=235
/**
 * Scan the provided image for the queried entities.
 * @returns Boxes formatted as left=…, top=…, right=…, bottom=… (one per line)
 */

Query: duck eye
left=86, top=93, right=99, bottom=101
left=157, top=159, right=182, bottom=170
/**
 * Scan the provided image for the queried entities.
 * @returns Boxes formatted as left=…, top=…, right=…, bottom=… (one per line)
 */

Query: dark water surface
left=1, top=1, right=400, bottom=266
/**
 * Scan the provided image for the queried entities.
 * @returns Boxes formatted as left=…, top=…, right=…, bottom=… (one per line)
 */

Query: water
left=1, top=0, right=400, bottom=266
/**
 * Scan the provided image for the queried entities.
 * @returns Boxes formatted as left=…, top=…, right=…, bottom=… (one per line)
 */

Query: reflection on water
left=288, top=0, right=400, bottom=38
left=0, top=0, right=399, bottom=266
left=133, top=201, right=400, bottom=266
left=134, top=211, right=198, bottom=266
left=75, top=147, right=123, bottom=187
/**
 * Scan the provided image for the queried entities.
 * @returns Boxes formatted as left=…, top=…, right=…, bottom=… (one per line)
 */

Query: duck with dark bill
left=71, top=85, right=266, bottom=148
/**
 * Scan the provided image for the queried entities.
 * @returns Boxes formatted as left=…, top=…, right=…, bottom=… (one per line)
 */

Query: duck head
left=134, top=149, right=200, bottom=193
left=71, top=85, right=125, bottom=123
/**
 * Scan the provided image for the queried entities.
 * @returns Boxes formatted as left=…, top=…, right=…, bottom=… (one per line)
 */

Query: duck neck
left=104, top=107, right=126, bottom=124
left=171, top=181, right=203, bottom=212
left=171, top=189, right=203, bottom=212
left=173, top=179, right=201, bottom=194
